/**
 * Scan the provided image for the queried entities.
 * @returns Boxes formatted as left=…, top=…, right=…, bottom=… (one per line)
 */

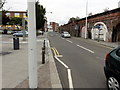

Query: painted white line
left=96, top=57, right=103, bottom=60
left=20, top=42, right=28, bottom=44
left=47, top=40, right=50, bottom=48
left=54, top=56, right=69, bottom=69
left=61, top=37, right=65, bottom=39
left=76, top=44, right=95, bottom=54
left=54, top=56, right=74, bottom=89
left=68, top=69, right=74, bottom=90
left=66, top=39, right=73, bottom=43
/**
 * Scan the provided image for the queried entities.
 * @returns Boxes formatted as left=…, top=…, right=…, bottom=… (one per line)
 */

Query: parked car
left=13, top=31, right=28, bottom=37
left=61, top=31, right=71, bottom=38
left=104, top=46, right=120, bottom=90
left=38, top=30, right=44, bottom=35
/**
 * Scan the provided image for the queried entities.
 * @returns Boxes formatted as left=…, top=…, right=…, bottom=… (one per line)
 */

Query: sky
left=4, top=0, right=120, bottom=25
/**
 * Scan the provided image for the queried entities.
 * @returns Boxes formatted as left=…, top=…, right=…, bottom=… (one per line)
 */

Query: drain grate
left=0, top=51, right=12, bottom=55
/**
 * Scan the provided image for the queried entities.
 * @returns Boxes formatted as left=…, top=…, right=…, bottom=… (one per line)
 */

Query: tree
left=9, top=17, right=27, bottom=30
left=2, top=10, right=10, bottom=25
left=104, top=7, right=109, bottom=12
left=68, top=17, right=80, bottom=24
left=9, top=17, right=22, bottom=30
left=0, top=0, right=6, bottom=9
left=68, top=17, right=75, bottom=24
left=88, top=12, right=92, bottom=16
left=36, top=1, right=46, bottom=30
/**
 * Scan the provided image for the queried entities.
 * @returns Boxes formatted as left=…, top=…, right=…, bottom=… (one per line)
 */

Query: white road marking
left=47, top=40, right=50, bottom=48
left=76, top=44, right=95, bottom=54
left=61, top=37, right=65, bottom=39
left=66, top=39, right=73, bottom=43
left=54, top=56, right=74, bottom=89
left=68, top=69, right=74, bottom=90
left=96, top=57, right=104, bottom=60
left=54, top=56, right=69, bottom=69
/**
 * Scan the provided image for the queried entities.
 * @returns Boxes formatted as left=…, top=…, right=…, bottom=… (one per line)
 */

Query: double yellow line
left=52, top=47, right=60, bottom=56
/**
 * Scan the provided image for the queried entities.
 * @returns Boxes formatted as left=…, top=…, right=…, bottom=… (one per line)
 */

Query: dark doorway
left=112, top=23, right=120, bottom=42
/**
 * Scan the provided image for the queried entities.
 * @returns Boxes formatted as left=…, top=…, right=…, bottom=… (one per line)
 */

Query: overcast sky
left=4, top=0, right=120, bottom=25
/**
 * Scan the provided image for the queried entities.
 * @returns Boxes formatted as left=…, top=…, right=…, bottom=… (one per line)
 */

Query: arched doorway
left=91, top=22, right=108, bottom=41
left=112, top=23, right=120, bottom=42
left=81, top=26, right=87, bottom=38
left=116, top=23, right=120, bottom=42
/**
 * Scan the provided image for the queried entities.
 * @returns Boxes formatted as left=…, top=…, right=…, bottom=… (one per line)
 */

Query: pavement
left=74, top=37, right=119, bottom=49
left=1, top=32, right=62, bottom=89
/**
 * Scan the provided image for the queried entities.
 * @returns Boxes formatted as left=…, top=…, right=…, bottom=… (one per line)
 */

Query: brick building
left=0, top=11, right=27, bottom=30
left=61, top=8, right=120, bottom=42
left=50, top=22, right=59, bottom=32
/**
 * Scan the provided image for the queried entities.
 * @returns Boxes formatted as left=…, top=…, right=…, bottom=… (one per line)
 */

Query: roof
left=7, top=11, right=27, bottom=13
left=77, top=8, right=120, bottom=21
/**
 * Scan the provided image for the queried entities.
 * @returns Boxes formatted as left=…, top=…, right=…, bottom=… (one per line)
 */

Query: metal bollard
left=43, top=40, right=45, bottom=49
left=42, top=47, right=45, bottom=64
left=13, top=37, right=19, bottom=50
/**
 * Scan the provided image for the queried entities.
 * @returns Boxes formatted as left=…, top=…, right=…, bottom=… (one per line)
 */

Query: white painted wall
left=91, top=22, right=108, bottom=41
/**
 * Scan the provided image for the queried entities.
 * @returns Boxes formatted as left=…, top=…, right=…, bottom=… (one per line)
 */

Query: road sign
left=97, top=24, right=101, bottom=30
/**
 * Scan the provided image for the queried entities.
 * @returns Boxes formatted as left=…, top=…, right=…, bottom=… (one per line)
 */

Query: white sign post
left=27, top=0, right=38, bottom=88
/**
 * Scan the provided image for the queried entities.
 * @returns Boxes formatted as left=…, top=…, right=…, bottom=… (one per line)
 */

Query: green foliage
left=68, top=17, right=80, bottom=24
left=2, top=10, right=10, bottom=25
left=36, top=1, right=46, bottom=30
left=9, top=17, right=22, bottom=26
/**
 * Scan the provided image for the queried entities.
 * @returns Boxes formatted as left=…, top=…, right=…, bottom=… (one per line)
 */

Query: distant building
left=1, top=11, right=27, bottom=30
left=50, top=22, right=59, bottom=32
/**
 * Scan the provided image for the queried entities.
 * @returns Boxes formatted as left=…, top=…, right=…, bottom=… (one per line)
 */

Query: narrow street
left=48, top=32, right=111, bottom=88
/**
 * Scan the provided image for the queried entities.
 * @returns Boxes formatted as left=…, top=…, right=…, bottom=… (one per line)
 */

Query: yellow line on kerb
left=52, top=48, right=60, bottom=56
left=52, top=48, right=57, bottom=56
left=54, top=48, right=60, bottom=56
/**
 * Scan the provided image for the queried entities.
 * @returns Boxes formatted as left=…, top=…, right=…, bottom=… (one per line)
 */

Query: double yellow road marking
left=52, top=47, right=60, bottom=56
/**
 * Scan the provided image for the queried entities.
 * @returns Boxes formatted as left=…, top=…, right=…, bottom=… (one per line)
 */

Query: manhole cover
left=0, top=51, right=12, bottom=55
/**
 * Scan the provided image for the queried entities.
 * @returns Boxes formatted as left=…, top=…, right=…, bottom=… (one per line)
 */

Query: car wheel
left=107, top=77, right=120, bottom=90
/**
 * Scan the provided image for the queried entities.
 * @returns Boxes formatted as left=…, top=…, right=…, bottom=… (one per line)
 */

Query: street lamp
left=85, top=0, right=88, bottom=39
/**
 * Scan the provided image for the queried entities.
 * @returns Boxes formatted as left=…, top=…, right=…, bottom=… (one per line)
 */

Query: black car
left=104, top=46, right=120, bottom=90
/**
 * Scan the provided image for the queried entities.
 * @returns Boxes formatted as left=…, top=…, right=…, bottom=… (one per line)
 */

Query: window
left=116, top=49, right=120, bottom=57
left=23, top=13, right=27, bottom=18
left=6, top=13, right=10, bottom=16
left=15, top=13, right=20, bottom=17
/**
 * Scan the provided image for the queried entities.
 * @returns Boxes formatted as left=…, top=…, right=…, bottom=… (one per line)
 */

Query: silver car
left=13, top=31, right=28, bottom=37
left=61, top=31, right=71, bottom=38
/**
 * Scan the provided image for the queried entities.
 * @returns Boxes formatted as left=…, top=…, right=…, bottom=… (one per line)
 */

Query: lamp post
left=85, top=0, right=88, bottom=39
left=27, top=0, right=38, bottom=88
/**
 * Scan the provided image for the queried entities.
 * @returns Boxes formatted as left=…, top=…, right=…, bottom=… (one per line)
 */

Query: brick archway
left=116, top=23, right=120, bottom=42
left=112, top=23, right=120, bottom=42
left=91, top=22, right=108, bottom=41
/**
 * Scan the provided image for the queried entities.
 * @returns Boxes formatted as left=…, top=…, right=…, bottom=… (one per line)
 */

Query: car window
left=116, top=49, right=120, bottom=57
left=64, top=32, right=69, bottom=34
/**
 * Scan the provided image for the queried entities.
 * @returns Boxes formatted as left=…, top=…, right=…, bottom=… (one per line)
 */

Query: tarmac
left=1, top=32, right=119, bottom=89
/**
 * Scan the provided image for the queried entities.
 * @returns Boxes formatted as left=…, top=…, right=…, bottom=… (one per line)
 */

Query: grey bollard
left=42, top=47, right=45, bottom=64
left=13, top=37, right=19, bottom=50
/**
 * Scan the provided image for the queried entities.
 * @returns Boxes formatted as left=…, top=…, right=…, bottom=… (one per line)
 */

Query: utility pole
left=27, top=0, right=38, bottom=89
left=85, top=0, right=88, bottom=39
left=22, top=18, right=26, bottom=41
